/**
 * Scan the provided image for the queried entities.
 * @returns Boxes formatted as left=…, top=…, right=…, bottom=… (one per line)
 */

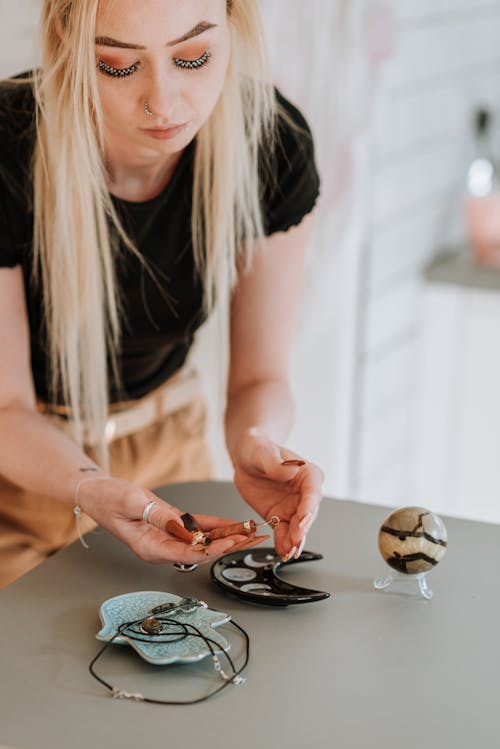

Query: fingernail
left=247, top=535, right=269, bottom=546
left=299, top=511, right=313, bottom=530
left=295, top=537, right=306, bottom=559
left=232, top=535, right=269, bottom=552
left=281, top=460, right=306, bottom=467
left=284, top=546, right=296, bottom=562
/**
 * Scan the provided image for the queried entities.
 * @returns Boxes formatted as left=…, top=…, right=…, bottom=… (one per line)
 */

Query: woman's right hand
left=76, top=476, right=268, bottom=566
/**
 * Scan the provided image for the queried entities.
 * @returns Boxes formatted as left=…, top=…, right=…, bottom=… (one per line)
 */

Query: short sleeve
left=261, top=89, right=320, bottom=236
left=0, top=76, right=36, bottom=268
left=0, top=185, right=21, bottom=268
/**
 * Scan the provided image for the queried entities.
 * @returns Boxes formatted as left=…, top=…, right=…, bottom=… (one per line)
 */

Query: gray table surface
left=0, top=481, right=498, bottom=749
left=425, top=248, right=500, bottom=292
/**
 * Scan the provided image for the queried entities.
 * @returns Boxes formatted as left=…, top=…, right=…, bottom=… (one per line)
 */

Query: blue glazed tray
left=96, top=591, right=231, bottom=665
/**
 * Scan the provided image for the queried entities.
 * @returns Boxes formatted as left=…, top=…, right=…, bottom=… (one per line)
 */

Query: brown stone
left=378, top=506, right=448, bottom=574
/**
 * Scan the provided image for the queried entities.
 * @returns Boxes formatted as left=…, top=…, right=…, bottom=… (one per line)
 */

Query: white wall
left=353, top=0, right=500, bottom=516
left=259, top=0, right=382, bottom=497
left=415, top=283, right=500, bottom=524
left=0, top=1, right=39, bottom=78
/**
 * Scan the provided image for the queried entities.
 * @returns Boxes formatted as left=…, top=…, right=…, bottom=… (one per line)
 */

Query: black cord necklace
left=88, top=601, right=250, bottom=705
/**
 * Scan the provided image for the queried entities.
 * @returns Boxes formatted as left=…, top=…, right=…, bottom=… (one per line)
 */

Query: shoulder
left=0, top=72, right=36, bottom=146
left=261, top=89, right=320, bottom=235
left=274, top=88, right=315, bottom=147
left=265, top=88, right=317, bottom=176
left=0, top=73, right=37, bottom=195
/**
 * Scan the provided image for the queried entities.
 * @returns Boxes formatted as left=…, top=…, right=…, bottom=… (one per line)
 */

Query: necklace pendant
left=140, top=617, right=163, bottom=635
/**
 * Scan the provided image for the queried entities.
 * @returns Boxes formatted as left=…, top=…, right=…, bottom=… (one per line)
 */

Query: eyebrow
left=95, top=21, right=217, bottom=50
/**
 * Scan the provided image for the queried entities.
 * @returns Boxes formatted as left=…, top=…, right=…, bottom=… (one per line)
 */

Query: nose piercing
left=144, top=101, right=153, bottom=117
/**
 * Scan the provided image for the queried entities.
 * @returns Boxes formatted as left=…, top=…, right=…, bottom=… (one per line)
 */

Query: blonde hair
left=25, top=0, right=275, bottom=467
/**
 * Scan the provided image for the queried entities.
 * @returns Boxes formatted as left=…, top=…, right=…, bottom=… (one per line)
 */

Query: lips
left=141, top=123, right=188, bottom=140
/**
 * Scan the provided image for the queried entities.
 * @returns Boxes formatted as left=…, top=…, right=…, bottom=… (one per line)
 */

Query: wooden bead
left=166, top=520, right=196, bottom=544
left=378, top=506, right=448, bottom=574
left=209, top=520, right=257, bottom=540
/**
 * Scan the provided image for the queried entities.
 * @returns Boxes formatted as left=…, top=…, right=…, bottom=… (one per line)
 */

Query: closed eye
left=173, top=50, right=211, bottom=70
left=97, top=59, right=140, bottom=78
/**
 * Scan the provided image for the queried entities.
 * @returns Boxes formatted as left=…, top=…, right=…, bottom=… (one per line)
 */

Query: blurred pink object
left=366, top=0, right=397, bottom=63
left=465, top=194, right=500, bottom=267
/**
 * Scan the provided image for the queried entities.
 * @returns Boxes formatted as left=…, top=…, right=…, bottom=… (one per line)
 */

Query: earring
left=144, top=101, right=153, bottom=117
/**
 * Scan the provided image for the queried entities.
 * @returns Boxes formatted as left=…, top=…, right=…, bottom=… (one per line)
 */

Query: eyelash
left=97, top=60, right=139, bottom=78
left=97, top=51, right=211, bottom=78
left=174, top=50, right=211, bottom=70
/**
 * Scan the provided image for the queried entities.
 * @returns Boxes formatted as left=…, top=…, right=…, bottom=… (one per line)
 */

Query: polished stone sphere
left=378, top=506, right=448, bottom=574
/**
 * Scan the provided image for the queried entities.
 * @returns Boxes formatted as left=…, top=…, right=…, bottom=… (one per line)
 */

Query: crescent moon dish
left=211, top=547, right=331, bottom=606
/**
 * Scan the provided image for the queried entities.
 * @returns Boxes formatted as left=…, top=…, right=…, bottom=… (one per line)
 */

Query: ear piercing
left=144, top=100, right=154, bottom=117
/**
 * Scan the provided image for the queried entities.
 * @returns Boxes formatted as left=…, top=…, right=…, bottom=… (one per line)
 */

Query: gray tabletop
left=425, top=248, right=500, bottom=292
left=0, top=481, right=498, bottom=749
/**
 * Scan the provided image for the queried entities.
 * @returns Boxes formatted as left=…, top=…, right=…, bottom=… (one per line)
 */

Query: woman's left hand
left=231, top=428, right=324, bottom=561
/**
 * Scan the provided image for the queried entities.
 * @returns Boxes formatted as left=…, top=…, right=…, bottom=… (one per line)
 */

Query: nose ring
left=144, top=101, right=153, bottom=117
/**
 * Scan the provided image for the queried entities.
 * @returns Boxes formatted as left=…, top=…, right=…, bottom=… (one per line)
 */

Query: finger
left=142, top=490, right=183, bottom=516
left=204, top=534, right=251, bottom=553
left=273, top=520, right=293, bottom=559
left=289, top=496, right=320, bottom=546
left=195, top=534, right=269, bottom=557
left=258, top=446, right=309, bottom=482
left=170, top=534, right=269, bottom=565
left=190, top=535, right=271, bottom=568
left=165, top=536, right=240, bottom=565
left=290, top=495, right=321, bottom=547
left=289, top=497, right=321, bottom=548
left=293, top=534, right=307, bottom=560
left=141, top=498, right=181, bottom=531
left=228, top=534, right=270, bottom=554
left=289, top=467, right=324, bottom=545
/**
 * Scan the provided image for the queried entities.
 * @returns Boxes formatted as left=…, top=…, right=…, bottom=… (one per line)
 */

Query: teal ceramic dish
left=96, top=591, right=231, bottom=665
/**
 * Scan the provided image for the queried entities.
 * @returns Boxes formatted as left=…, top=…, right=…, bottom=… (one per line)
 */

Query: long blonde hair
left=27, top=0, right=275, bottom=466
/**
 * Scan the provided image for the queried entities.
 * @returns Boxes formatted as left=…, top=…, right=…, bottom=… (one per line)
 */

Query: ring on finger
left=142, top=499, right=158, bottom=524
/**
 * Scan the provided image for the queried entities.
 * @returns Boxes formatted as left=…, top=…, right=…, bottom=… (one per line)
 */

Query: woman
left=0, top=0, right=324, bottom=588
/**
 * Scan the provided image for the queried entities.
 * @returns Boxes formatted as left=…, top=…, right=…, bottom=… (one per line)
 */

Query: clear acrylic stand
left=373, top=569, right=434, bottom=599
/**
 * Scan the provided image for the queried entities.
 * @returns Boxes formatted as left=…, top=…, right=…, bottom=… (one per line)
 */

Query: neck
left=105, top=148, right=183, bottom=203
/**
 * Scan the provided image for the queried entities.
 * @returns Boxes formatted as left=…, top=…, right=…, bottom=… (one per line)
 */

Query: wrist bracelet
left=74, top=475, right=111, bottom=549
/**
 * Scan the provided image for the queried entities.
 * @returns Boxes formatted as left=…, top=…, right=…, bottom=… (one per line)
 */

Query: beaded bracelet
left=74, top=475, right=112, bottom=548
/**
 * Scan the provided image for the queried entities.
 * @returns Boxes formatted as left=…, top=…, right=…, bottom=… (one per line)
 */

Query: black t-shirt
left=0, top=77, right=320, bottom=403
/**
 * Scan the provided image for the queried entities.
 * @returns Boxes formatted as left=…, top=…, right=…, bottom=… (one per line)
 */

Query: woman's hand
left=76, top=477, right=268, bottom=566
left=231, top=428, right=324, bottom=561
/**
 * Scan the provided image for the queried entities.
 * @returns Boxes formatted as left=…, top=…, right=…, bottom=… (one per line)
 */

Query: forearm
left=0, top=406, right=255, bottom=567
left=0, top=405, right=104, bottom=505
left=224, top=378, right=294, bottom=463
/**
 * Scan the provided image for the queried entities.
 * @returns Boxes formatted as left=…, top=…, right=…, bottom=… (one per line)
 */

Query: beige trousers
left=0, top=387, right=213, bottom=588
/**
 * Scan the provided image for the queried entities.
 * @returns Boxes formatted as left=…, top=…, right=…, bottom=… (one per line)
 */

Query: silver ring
left=144, top=100, right=153, bottom=117
left=142, top=500, right=158, bottom=523
left=173, top=562, right=198, bottom=573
